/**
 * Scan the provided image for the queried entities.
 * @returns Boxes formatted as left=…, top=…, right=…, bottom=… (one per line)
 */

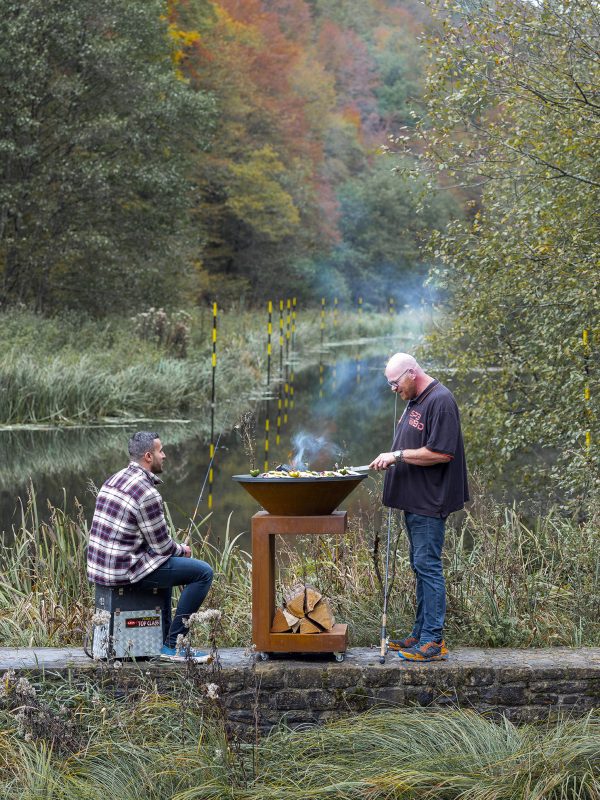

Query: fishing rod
left=184, top=429, right=224, bottom=546
left=379, top=392, right=399, bottom=664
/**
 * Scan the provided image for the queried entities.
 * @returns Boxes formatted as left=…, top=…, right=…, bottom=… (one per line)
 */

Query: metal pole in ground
left=290, top=297, right=297, bottom=411
left=379, top=392, right=398, bottom=664
left=583, top=328, right=592, bottom=453
left=276, top=300, right=283, bottom=446
left=319, top=297, right=326, bottom=398
left=284, top=298, right=291, bottom=425
left=208, top=302, right=217, bottom=511
left=264, top=301, right=272, bottom=471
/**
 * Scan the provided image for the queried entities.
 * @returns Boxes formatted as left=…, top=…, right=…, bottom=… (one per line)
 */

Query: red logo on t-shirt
left=409, top=410, right=424, bottom=431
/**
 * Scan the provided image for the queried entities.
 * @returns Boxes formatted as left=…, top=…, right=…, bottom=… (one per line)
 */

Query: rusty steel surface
left=232, top=473, right=367, bottom=515
left=251, top=510, right=347, bottom=535
left=251, top=511, right=349, bottom=656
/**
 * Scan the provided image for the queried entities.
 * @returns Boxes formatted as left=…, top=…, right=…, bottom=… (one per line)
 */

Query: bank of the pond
left=0, top=306, right=408, bottom=426
left=0, top=665, right=599, bottom=800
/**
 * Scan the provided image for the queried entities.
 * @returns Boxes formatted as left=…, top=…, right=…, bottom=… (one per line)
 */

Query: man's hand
left=182, top=545, right=192, bottom=558
left=369, top=452, right=397, bottom=471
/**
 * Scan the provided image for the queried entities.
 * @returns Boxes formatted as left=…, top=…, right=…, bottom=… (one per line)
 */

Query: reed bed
left=0, top=307, right=401, bottom=425
left=1, top=676, right=599, bottom=800
left=1, top=487, right=599, bottom=649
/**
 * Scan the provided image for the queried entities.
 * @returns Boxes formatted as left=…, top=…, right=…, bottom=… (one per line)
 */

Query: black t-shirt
left=382, top=379, right=469, bottom=518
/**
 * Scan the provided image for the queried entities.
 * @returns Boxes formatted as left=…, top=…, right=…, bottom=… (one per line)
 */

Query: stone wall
left=1, top=646, right=599, bottom=736
left=219, top=647, right=600, bottom=734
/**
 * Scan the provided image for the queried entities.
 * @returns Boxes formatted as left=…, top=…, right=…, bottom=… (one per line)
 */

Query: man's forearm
left=402, top=447, right=452, bottom=466
left=370, top=447, right=452, bottom=470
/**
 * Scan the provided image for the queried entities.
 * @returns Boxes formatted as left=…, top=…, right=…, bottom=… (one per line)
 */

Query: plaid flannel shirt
left=87, top=462, right=184, bottom=586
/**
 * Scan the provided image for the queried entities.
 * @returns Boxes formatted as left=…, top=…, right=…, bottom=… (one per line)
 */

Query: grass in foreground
left=1, top=675, right=599, bottom=800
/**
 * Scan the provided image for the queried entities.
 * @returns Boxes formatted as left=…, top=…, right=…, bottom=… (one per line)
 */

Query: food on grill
left=259, top=468, right=358, bottom=478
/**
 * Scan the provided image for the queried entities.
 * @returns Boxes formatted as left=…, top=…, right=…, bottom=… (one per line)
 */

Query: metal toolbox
left=92, top=584, right=168, bottom=659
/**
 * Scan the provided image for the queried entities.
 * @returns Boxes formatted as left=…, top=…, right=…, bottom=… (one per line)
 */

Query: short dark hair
left=128, top=431, right=160, bottom=460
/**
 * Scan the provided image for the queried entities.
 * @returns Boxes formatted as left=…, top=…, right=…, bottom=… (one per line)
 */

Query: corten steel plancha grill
left=231, top=471, right=367, bottom=516
left=233, top=470, right=368, bottom=661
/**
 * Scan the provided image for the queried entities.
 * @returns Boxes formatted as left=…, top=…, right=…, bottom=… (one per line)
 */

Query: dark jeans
left=405, top=512, right=446, bottom=645
left=137, top=556, right=213, bottom=648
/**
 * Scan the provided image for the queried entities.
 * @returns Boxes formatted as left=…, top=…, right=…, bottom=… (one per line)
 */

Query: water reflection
left=0, top=341, right=409, bottom=544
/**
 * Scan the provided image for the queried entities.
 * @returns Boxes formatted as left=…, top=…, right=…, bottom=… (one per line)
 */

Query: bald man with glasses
left=370, top=353, right=469, bottom=662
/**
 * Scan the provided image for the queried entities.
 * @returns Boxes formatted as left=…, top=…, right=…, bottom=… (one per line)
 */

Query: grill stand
left=251, top=510, right=348, bottom=661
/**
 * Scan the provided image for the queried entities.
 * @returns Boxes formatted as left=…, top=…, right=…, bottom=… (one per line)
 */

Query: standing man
left=370, top=353, right=468, bottom=662
left=87, top=431, right=214, bottom=662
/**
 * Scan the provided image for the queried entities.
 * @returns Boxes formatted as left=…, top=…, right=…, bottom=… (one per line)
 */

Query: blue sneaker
left=159, top=645, right=212, bottom=663
left=397, top=641, right=448, bottom=662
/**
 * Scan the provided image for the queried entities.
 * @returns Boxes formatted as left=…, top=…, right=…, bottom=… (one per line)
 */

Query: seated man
left=87, top=431, right=214, bottom=662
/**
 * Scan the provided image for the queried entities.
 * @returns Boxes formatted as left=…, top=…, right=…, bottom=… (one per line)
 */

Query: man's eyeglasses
left=387, top=368, right=410, bottom=388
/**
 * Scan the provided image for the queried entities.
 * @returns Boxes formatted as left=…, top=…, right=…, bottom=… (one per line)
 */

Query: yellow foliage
left=226, top=146, right=300, bottom=240
left=212, top=3, right=262, bottom=49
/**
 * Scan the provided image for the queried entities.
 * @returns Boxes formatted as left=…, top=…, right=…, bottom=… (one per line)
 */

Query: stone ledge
left=1, top=646, right=599, bottom=732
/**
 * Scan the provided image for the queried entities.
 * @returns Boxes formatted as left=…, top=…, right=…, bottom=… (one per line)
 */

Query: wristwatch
left=393, top=450, right=404, bottom=464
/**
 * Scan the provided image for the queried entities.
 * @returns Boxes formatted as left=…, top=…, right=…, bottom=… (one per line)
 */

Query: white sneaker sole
left=159, top=653, right=213, bottom=664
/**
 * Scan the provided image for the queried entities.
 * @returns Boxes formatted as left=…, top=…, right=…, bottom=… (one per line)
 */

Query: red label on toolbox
left=125, top=616, right=161, bottom=628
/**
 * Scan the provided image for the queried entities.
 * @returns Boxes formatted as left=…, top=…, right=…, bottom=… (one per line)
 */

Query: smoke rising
left=290, top=431, right=344, bottom=470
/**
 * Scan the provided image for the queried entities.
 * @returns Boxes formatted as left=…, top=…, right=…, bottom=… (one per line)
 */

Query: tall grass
left=1, top=677, right=599, bottom=800
left=1, top=486, right=599, bottom=649
left=245, top=709, right=600, bottom=800
left=0, top=489, right=92, bottom=647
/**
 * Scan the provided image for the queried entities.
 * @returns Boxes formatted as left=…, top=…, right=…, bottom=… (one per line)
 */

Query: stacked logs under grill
left=271, top=583, right=335, bottom=634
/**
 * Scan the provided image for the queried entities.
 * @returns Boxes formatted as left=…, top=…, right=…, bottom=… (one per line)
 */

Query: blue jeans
left=137, top=557, right=213, bottom=648
left=404, top=512, right=446, bottom=644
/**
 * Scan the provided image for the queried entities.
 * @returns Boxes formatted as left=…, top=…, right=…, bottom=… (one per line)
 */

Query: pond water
left=0, top=337, right=415, bottom=546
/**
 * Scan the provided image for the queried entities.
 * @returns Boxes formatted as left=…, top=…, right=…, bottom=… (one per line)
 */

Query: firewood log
left=305, top=584, right=322, bottom=613
left=299, top=617, right=321, bottom=634
left=284, top=583, right=306, bottom=618
left=307, top=597, right=335, bottom=631
left=282, top=608, right=299, bottom=627
left=271, top=608, right=291, bottom=632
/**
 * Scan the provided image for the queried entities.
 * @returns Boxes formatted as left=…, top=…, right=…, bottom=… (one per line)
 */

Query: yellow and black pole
left=333, top=296, right=338, bottom=328
left=208, top=302, right=217, bottom=510
left=583, top=328, right=591, bottom=453
left=389, top=297, right=395, bottom=316
left=264, top=301, right=272, bottom=471
left=276, top=300, right=284, bottom=445
left=290, top=297, right=296, bottom=412
left=358, top=296, right=363, bottom=316
left=319, top=297, right=326, bottom=398
left=284, top=299, right=291, bottom=424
